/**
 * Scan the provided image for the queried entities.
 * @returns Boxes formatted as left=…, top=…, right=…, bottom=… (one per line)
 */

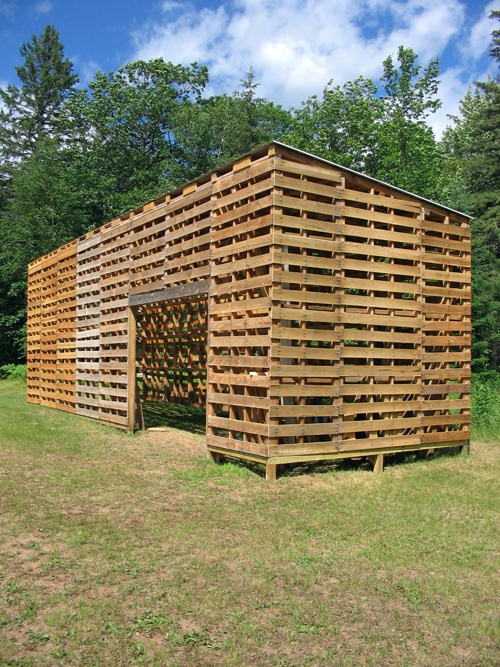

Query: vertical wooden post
left=372, top=453, right=384, bottom=473
left=207, top=450, right=222, bottom=463
left=205, top=172, right=217, bottom=455
left=266, top=463, right=277, bottom=481
left=368, top=454, right=384, bottom=473
left=460, top=441, right=470, bottom=455
left=127, top=306, right=137, bottom=432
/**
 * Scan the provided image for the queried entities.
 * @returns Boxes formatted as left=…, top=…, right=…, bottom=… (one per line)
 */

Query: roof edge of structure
left=271, top=141, right=473, bottom=220
left=28, top=140, right=472, bottom=269
left=151, top=140, right=473, bottom=222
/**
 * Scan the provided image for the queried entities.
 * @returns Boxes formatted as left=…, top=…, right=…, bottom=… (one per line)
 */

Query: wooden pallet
left=27, top=241, right=77, bottom=412
left=26, top=142, right=471, bottom=475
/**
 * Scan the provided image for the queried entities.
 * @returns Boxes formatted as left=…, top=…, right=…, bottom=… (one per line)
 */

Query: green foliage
left=0, top=135, right=97, bottom=365
left=0, top=284, right=26, bottom=364
left=65, top=59, right=210, bottom=218
left=469, top=76, right=500, bottom=373
left=381, top=46, right=441, bottom=121
left=229, top=66, right=292, bottom=157
left=471, top=373, right=500, bottom=439
left=0, top=25, right=78, bottom=171
left=284, top=76, right=382, bottom=173
left=2, top=138, right=93, bottom=274
left=489, top=9, right=500, bottom=64
left=284, top=47, right=443, bottom=198
left=0, top=26, right=82, bottom=365
left=438, top=88, right=486, bottom=213
left=174, top=68, right=292, bottom=176
left=377, top=47, right=442, bottom=197
left=0, top=364, right=27, bottom=381
left=440, top=12, right=500, bottom=373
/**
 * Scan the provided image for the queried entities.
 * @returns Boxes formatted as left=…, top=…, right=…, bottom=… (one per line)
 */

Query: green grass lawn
left=0, top=380, right=498, bottom=666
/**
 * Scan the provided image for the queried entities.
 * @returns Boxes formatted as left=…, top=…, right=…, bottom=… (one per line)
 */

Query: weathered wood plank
left=129, top=279, right=210, bottom=307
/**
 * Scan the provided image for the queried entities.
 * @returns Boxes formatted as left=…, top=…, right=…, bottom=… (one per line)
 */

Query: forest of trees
left=0, top=14, right=499, bottom=376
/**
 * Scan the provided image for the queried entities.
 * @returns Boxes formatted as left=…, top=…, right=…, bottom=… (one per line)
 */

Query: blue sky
left=0, top=0, right=497, bottom=137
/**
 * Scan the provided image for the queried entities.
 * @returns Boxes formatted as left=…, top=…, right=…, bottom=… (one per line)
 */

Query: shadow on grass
left=230, top=446, right=469, bottom=480
left=139, top=400, right=468, bottom=477
left=141, top=400, right=206, bottom=434
left=278, top=446, right=467, bottom=478
left=208, top=455, right=369, bottom=480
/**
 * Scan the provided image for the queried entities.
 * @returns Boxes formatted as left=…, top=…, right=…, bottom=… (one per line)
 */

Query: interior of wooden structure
left=27, top=142, right=471, bottom=477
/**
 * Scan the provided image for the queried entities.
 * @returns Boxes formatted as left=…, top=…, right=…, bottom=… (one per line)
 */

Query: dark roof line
left=137, top=140, right=472, bottom=220
left=271, top=141, right=472, bottom=219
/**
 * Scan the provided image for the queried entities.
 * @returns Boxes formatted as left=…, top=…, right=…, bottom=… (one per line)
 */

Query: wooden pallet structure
left=27, top=142, right=472, bottom=479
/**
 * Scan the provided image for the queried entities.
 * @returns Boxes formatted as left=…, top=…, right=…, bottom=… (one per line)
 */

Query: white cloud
left=431, top=67, right=472, bottom=137
left=161, top=1, right=184, bottom=11
left=0, top=1, right=15, bottom=19
left=460, top=1, right=497, bottom=61
left=33, top=0, right=53, bottom=14
left=429, top=1, right=497, bottom=138
left=69, top=52, right=103, bottom=85
left=378, top=0, right=465, bottom=63
left=130, top=0, right=492, bottom=136
left=133, top=5, right=229, bottom=69
left=132, top=0, right=466, bottom=101
left=80, top=59, right=101, bottom=85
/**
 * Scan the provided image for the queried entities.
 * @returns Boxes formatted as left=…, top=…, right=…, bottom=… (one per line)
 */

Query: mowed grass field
left=0, top=380, right=498, bottom=666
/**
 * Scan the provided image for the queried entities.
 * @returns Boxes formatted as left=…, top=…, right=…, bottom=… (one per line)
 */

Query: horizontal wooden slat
left=27, top=142, right=471, bottom=468
left=129, top=279, right=210, bottom=307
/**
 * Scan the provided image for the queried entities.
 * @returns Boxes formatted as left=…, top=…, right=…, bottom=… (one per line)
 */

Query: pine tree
left=442, top=11, right=500, bottom=373
left=467, top=11, right=500, bottom=373
left=0, top=26, right=79, bottom=365
left=0, top=25, right=78, bottom=172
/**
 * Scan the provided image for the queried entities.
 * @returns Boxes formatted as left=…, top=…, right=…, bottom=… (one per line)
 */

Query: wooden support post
left=127, top=307, right=137, bottom=432
left=207, top=450, right=222, bottom=463
left=266, top=463, right=277, bottom=482
left=135, top=379, right=145, bottom=431
left=368, top=453, right=384, bottom=473
left=460, top=441, right=470, bottom=455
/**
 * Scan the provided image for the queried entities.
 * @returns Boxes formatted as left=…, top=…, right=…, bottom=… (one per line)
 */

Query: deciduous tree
left=65, top=59, right=209, bottom=218
left=174, top=68, right=292, bottom=177
left=284, top=76, right=382, bottom=173
left=377, top=46, right=442, bottom=197
left=284, top=47, right=443, bottom=198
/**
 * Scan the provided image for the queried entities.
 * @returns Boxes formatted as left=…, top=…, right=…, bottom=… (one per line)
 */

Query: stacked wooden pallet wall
left=206, top=152, right=275, bottom=458
left=55, top=241, right=78, bottom=412
left=27, top=241, right=77, bottom=413
left=75, top=230, right=101, bottom=421
left=74, top=218, right=133, bottom=429
left=267, top=156, right=344, bottom=460
left=130, top=179, right=213, bottom=406
left=336, top=171, right=425, bottom=456
left=260, top=147, right=470, bottom=468
left=146, top=180, right=212, bottom=403
left=164, top=180, right=212, bottom=287
left=129, top=197, right=170, bottom=298
left=97, top=218, right=132, bottom=427
left=27, top=141, right=471, bottom=475
left=27, top=256, right=43, bottom=403
left=421, top=208, right=471, bottom=446
left=128, top=196, right=170, bottom=410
